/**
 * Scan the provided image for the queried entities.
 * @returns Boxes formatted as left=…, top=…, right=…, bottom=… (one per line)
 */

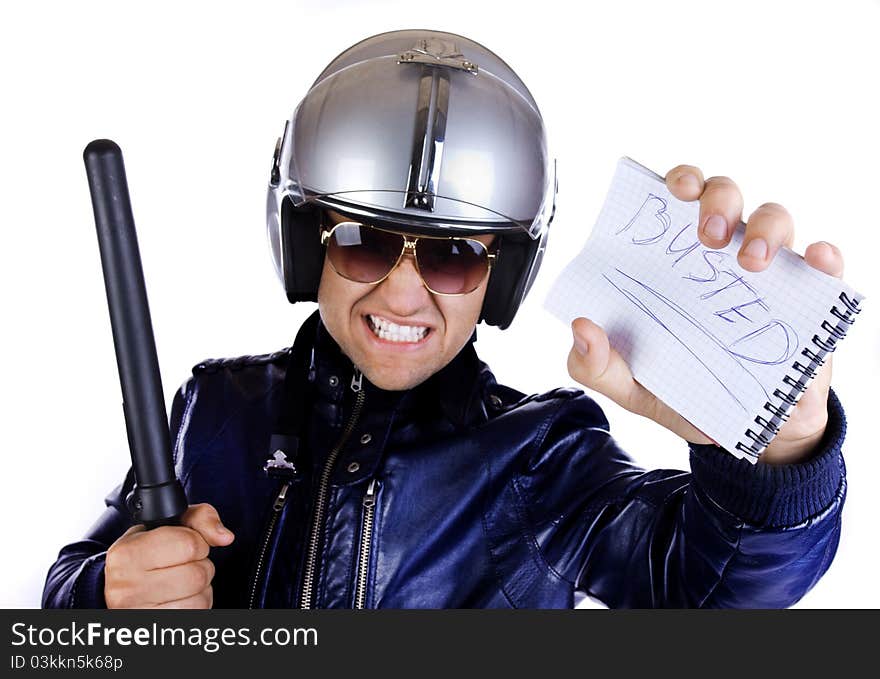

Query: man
left=43, top=29, right=846, bottom=609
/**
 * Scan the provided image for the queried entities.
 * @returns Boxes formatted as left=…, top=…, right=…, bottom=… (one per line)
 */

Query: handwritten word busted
left=614, top=193, right=798, bottom=367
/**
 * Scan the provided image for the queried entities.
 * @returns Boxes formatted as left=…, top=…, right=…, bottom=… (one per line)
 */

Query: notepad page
left=544, top=157, right=864, bottom=461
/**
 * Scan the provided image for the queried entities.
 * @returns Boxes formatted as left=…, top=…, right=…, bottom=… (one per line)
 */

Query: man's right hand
left=104, top=503, right=234, bottom=609
left=566, top=164, right=844, bottom=465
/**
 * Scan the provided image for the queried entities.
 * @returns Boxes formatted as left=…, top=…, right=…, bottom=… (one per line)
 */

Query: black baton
left=84, top=139, right=188, bottom=529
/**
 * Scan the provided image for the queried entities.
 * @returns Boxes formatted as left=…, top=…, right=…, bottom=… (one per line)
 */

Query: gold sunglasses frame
left=320, top=221, right=496, bottom=296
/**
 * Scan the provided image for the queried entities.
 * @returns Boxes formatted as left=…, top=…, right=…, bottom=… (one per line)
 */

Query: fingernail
left=702, top=214, right=727, bottom=241
left=216, top=522, right=230, bottom=535
left=742, top=237, right=768, bottom=260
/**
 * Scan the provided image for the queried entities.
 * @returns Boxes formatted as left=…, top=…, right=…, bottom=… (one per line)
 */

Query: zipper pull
left=363, top=478, right=378, bottom=508
left=273, top=482, right=291, bottom=511
left=351, top=366, right=363, bottom=393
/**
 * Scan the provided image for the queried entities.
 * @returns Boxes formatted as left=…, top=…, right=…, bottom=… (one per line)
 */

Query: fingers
left=140, top=559, right=216, bottom=605
left=665, top=165, right=705, bottom=201
left=739, top=202, right=795, bottom=272
left=105, top=503, right=232, bottom=609
left=107, top=560, right=215, bottom=609
left=666, top=165, right=808, bottom=274
left=152, top=586, right=213, bottom=610
left=143, top=503, right=234, bottom=568
left=180, top=503, right=236, bottom=548
left=118, top=524, right=146, bottom=540
left=666, top=166, right=746, bottom=250
left=108, top=504, right=233, bottom=572
left=804, top=240, right=844, bottom=278
left=698, top=176, right=744, bottom=249
left=117, top=525, right=210, bottom=571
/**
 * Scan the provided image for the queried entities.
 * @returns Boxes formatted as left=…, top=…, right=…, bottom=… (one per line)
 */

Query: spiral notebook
left=544, top=157, right=865, bottom=462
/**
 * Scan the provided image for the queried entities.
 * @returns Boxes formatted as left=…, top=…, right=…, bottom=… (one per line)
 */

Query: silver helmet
left=266, top=29, right=556, bottom=329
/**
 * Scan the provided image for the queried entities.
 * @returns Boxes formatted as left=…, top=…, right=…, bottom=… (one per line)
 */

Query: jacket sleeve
left=40, top=470, right=136, bottom=608
left=515, top=389, right=847, bottom=608
left=41, top=377, right=194, bottom=608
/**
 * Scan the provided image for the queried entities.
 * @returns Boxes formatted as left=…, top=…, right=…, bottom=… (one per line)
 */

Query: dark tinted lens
left=327, top=223, right=403, bottom=283
left=416, top=238, right=489, bottom=294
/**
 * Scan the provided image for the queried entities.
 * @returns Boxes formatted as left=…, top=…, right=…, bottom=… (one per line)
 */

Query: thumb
left=567, top=317, right=639, bottom=406
left=180, top=503, right=235, bottom=548
left=567, top=317, right=713, bottom=445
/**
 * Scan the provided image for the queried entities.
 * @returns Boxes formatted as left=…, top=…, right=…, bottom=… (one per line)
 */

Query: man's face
left=317, top=211, right=495, bottom=391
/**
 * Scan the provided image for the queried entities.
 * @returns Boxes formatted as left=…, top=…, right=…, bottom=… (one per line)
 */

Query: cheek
left=318, top=259, right=378, bottom=336
left=318, top=262, right=354, bottom=331
left=317, top=263, right=336, bottom=321
left=436, top=288, right=486, bottom=347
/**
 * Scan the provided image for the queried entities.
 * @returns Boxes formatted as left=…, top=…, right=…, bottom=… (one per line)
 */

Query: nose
left=376, top=251, right=432, bottom=315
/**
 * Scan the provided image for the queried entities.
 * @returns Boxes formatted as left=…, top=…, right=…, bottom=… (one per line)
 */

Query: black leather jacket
left=43, top=311, right=847, bottom=608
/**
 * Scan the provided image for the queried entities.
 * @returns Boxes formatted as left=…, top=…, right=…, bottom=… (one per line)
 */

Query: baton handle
left=84, top=139, right=187, bottom=529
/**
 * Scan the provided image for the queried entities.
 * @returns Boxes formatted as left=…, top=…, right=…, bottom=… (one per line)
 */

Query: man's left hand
left=567, top=164, right=844, bottom=465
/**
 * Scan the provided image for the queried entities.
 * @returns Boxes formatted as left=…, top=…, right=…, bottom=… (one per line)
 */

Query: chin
left=361, top=363, right=432, bottom=392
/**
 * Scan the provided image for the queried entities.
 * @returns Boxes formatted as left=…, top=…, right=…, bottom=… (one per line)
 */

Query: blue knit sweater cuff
left=70, top=552, right=108, bottom=609
left=689, top=389, right=846, bottom=529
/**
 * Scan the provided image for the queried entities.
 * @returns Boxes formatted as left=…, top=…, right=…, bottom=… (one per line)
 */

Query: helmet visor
left=273, top=55, right=554, bottom=239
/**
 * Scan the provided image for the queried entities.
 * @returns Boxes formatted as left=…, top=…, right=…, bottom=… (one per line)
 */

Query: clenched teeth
left=367, top=314, right=429, bottom=343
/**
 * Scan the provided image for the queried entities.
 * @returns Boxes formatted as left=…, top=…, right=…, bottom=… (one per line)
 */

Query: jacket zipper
left=248, top=481, right=291, bottom=609
left=299, top=367, right=365, bottom=609
left=353, top=478, right=379, bottom=609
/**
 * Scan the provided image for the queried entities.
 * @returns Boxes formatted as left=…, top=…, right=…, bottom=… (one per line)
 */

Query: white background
left=2, top=0, right=878, bottom=608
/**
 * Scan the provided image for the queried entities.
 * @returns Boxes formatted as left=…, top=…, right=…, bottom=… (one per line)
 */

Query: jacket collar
left=305, top=310, right=488, bottom=430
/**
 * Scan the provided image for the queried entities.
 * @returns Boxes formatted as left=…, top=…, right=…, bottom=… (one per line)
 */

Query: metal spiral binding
left=735, top=291, right=862, bottom=459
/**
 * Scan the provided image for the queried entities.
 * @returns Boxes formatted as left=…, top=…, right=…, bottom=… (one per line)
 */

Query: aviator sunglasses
left=320, top=220, right=496, bottom=296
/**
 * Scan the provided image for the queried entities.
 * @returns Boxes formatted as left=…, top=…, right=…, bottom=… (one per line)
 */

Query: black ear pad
left=480, top=234, right=542, bottom=330
left=281, top=198, right=324, bottom=303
